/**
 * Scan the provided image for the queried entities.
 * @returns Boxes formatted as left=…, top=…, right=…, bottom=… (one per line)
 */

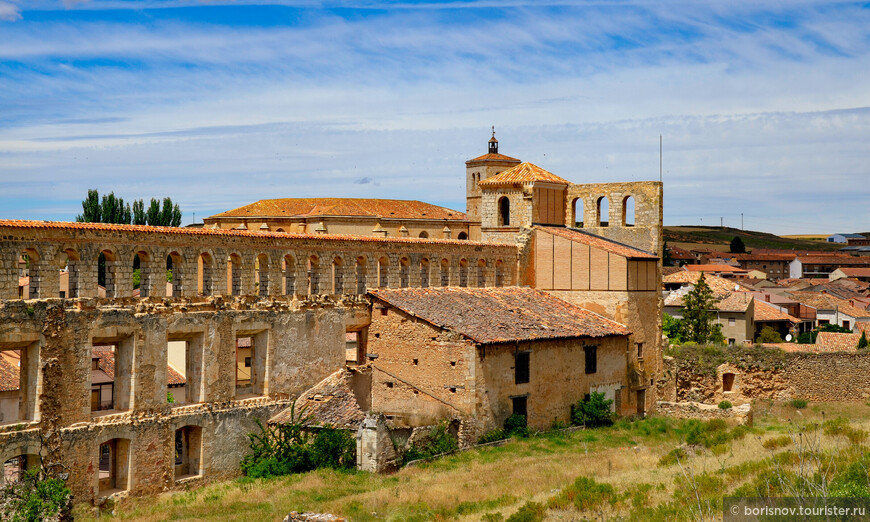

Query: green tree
left=682, top=273, right=719, bottom=344
left=76, top=189, right=101, bottom=223
left=756, top=325, right=784, bottom=343
left=132, top=199, right=146, bottom=225
left=663, top=313, right=684, bottom=343
left=858, top=331, right=869, bottom=350
left=730, top=236, right=746, bottom=254
left=663, top=240, right=674, bottom=266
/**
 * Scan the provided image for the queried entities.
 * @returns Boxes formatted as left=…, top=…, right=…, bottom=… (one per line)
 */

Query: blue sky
left=0, top=1, right=868, bottom=234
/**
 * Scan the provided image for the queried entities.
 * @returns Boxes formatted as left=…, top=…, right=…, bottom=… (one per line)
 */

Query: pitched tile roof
left=755, top=300, right=800, bottom=324
left=466, top=152, right=521, bottom=163
left=536, top=226, right=658, bottom=259
left=210, top=198, right=467, bottom=221
left=735, top=253, right=796, bottom=261
left=270, top=369, right=366, bottom=430
left=794, top=255, right=870, bottom=265
left=368, top=287, right=629, bottom=344
left=662, top=271, right=746, bottom=298
left=478, top=162, right=569, bottom=187
left=686, top=264, right=747, bottom=273
left=0, top=219, right=495, bottom=248
left=836, top=268, right=870, bottom=277
left=0, top=351, right=21, bottom=392
left=786, top=292, right=870, bottom=318
left=815, top=332, right=860, bottom=352
left=662, top=266, right=684, bottom=277
left=715, top=292, right=754, bottom=313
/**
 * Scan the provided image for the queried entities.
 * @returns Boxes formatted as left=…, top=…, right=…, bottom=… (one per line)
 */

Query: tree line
left=76, top=189, right=182, bottom=227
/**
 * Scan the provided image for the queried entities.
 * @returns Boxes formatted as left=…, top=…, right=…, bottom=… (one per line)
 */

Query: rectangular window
left=584, top=346, right=597, bottom=374
left=728, top=338, right=736, bottom=345
left=235, top=330, right=268, bottom=399
left=511, top=396, right=528, bottom=418
left=515, top=352, right=530, bottom=384
left=636, top=343, right=643, bottom=359
left=728, top=317, right=736, bottom=326
left=843, top=320, right=851, bottom=330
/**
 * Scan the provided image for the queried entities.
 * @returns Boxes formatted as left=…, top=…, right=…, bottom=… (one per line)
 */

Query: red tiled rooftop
left=210, top=198, right=467, bottom=221
left=369, top=287, right=630, bottom=344
left=466, top=152, right=521, bottom=163
left=686, top=264, right=747, bottom=273
left=0, top=351, right=21, bottom=392
left=536, top=226, right=658, bottom=260
left=755, top=300, right=800, bottom=324
left=478, top=162, right=570, bottom=187
left=836, top=268, right=870, bottom=277
left=0, top=219, right=503, bottom=248
left=795, top=255, right=870, bottom=265
left=787, top=292, right=870, bottom=318
left=815, top=332, right=861, bottom=352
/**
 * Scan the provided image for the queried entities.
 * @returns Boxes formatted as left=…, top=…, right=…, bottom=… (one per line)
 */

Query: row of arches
left=12, top=246, right=512, bottom=299
left=571, top=195, right=636, bottom=228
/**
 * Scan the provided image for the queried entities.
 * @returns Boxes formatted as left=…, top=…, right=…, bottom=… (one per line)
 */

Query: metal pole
left=659, top=135, right=662, bottom=182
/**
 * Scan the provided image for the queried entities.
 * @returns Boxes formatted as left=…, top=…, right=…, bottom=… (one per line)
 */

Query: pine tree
left=146, top=198, right=161, bottom=225
left=132, top=199, right=146, bottom=225
left=663, top=240, right=674, bottom=266
left=76, top=189, right=101, bottom=223
left=682, top=273, right=719, bottom=344
left=858, top=331, right=869, bottom=350
left=730, top=236, right=746, bottom=254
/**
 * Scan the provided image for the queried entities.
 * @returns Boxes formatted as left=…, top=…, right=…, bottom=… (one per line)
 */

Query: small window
left=843, top=320, right=851, bottom=330
left=728, top=317, right=736, bottom=326
left=413, top=358, right=418, bottom=366
left=728, top=338, right=736, bottom=345
left=386, top=382, right=394, bottom=388
left=515, top=352, right=530, bottom=384
left=450, top=361, right=456, bottom=367
left=584, top=346, right=597, bottom=374
left=380, top=308, right=388, bottom=316
left=512, top=396, right=528, bottom=418
left=244, top=357, right=251, bottom=368
left=636, top=343, right=643, bottom=359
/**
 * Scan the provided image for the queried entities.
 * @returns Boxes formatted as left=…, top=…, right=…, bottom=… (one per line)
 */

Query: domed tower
left=465, top=128, right=521, bottom=241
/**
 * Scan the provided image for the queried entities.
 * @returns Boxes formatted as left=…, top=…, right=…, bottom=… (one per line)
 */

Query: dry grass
left=76, top=401, right=870, bottom=522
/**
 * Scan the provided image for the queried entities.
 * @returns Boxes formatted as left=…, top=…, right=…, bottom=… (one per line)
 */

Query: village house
left=789, top=255, right=870, bottom=279
left=734, top=253, right=794, bottom=279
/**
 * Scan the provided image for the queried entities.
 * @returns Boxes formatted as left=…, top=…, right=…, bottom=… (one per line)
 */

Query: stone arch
left=227, top=253, right=242, bottom=296
left=495, top=259, right=505, bottom=287
left=418, top=231, right=429, bottom=239
left=457, top=232, right=468, bottom=240
left=355, top=256, right=368, bottom=294
left=399, top=257, right=410, bottom=288
left=131, top=249, right=152, bottom=298
left=1, top=450, right=40, bottom=485
left=17, top=248, right=43, bottom=299
left=99, top=248, right=119, bottom=299
left=97, top=437, right=132, bottom=494
left=571, top=198, right=584, bottom=228
left=596, top=196, right=610, bottom=227
left=498, top=196, right=511, bottom=227
left=166, top=251, right=184, bottom=297
left=332, top=256, right=344, bottom=294
left=255, top=253, right=269, bottom=298
left=622, top=195, right=635, bottom=227
left=283, top=254, right=296, bottom=295
left=378, top=256, right=390, bottom=288
left=459, top=258, right=469, bottom=287
left=61, top=247, right=81, bottom=298
left=174, top=425, right=203, bottom=480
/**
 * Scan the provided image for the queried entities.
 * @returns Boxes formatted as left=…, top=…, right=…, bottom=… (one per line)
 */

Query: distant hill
left=664, top=226, right=845, bottom=252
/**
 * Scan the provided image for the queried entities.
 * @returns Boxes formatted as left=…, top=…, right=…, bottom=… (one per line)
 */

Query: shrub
left=658, top=447, right=687, bottom=467
left=504, top=414, right=530, bottom=438
left=571, top=392, right=615, bottom=428
left=478, top=429, right=507, bottom=445
left=404, top=420, right=458, bottom=463
left=718, top=400, right=732, bottom=410
left=548, top=476, right=615, bottom=511
left=762, top=435, right=792, bottom=450
left=789, top=399, right=808, bottom=409
left=756, top=326, right=784, bottom=344
left=858, top=331, right=869, bottom=350
left=0, top=468, right=72, bottom=522
left=482, top=513, right=505, bottom=522
left=506, top=501, right=546, bottom=522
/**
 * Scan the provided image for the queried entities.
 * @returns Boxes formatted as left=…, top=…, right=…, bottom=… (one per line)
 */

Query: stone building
left=0, top=133, right=662, bottom=504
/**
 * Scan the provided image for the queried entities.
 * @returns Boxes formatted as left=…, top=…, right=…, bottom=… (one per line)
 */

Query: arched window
left=133, top=251, right=150, bottom=298
left=498, top=197, right=510, bottom=227
left=597, top=197, right=609, bottom=227
left=256, top=254, right=269, bottom=298
left=283, top=255, right=296, bottom=295
left=418, top=231, right=429, bottom=239
left=1, top=454, right=39, bottom=484
left=332, top=257, right=344, bottom=294
left=356, top=257, right=367, bottom=294
left=399, top=257, right=410, bottom=288
left=622, top=196, right=635, bottom=226
left=378, top=257, right=389, bottom=288
left=98, top=438, right=131, bottom=494
left=459, top=259, right=469, bottom=287
left=420, top=258, right=430, bottom=288
left=476, top=259, right=487, bottom=287
left=572, top=198, right=584, bottom=228
left=17, top=249, right=41, bottom=299
left=457, top=232, right=468, bottom=240
left=440, top=259, right=450, bottom=287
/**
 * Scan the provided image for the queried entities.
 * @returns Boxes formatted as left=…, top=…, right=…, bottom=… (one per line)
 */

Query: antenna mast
left=659, top=135, right=662, bottom=182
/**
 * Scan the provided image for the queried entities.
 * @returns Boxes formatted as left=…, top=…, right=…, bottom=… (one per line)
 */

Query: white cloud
left=0, top=1, right=21, bottom=21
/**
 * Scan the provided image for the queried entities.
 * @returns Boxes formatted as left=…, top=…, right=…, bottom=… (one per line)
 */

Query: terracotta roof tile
left=815, top=332, right=860, bottom=352
left=210, top=198, right=466, bottom=221
left=536, top=226, right=658, bottom=259
left=755, top=300, right=800, bottom=324
left=836, top=268, right=870, bottom=277
left=787, top=292, right=870, bottom=318
left=663, top=271, right=747, bottom=298
left=270, top=369, right=365, bottom=430
left=715, top=292, right=754, bottom=313
left=478, top=162, right=569, bottom=187
left=466, top=152, right=521, bottom=163
left=368, top=287, right=629, bottom=344
left=795, top=255, right=870, bottom=265
left=0, top=351, right=20, bottom=392
left=686, top=264, right=747, bottom=273
left=0, top=219, right=497, bottom=248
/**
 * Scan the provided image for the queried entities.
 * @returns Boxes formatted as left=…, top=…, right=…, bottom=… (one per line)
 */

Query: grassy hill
left=665, top=226, right=844, bottom=252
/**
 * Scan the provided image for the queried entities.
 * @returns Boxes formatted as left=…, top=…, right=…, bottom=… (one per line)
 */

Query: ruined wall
left=0, top=220, right=517, bottom=301
left=0, top=297, right=361, bottom=503
left=660, top=352, right=870, bottom=405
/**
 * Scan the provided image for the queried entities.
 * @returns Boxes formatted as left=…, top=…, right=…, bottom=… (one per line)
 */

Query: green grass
left=665, top=225, right=843, bottom=252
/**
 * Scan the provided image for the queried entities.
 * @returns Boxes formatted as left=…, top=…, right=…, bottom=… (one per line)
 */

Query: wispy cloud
left=0, top=1, right=21, bottom=21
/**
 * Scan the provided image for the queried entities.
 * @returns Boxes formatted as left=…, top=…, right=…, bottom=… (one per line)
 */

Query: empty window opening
left=63, top=249, right=80, bottom=298
left=386, top=382, right=394, bottom=388
left=440, top=259, right=450, bottom=287
left=98, top=438, right=130, bottom=495
left=2, top=454, right=38, bottom=485
left=420, top=259, right=430, bottom=288
left=99, top=250, right=119, bottom=298
left=844, top=320, right=851, bottom=330
left=225, top=254, right=241, bottom=296
left=18, top=250, right=40, bottom=299
left=167, top=252, right=183, bottom=297
left=459, top=259, right=469, bottom=287
left=584, top=345, right=598, bottom=374
left=308, top=256, right=321, bottom=295
left=722, top=373, right=735, bottom=392
left=413, top=358, right=419, bottom=366
left=418, top=231, right=429, bottom=239
left=636, top=343, right=644, bottom=359
left=256, top=254, right=269, bottom=298
left=636, top=390, right=646, bottom=415
left=90, top=338, right=133, bottom=414
left=457, top=232, right=468, bottom=240
left=596, top=197, right=609, bottom=227
left=380, top=307, right=388, bottom=316
left=515, top=352, right=530, bottom=384
left=235, top=332, right=267, bottom=399
left=0, top=342, right=39, bottom=426
left=283, top=255, right=296, bottom=296
left=174, top=426, right=203, bottom=480
left=378, top=257, right=389, bottom=288
left=332, top=257, right=344, bottom=294
left=572, top=198, right=584, bottom=228
left=345, top=330, right=367, bottom=365
left=511, top=396, right=528, bottom=418
left=133, top=251, right=151, bottom=298
left=167, top=335, right=203, bottom=405
left=498, top=197, right=511, bottom=226
left=622, top=196, right=635, bottom=227
left=399, top=258, right=410, bottom=288
left=477, top=259, right=487, bottom=287
left=198, top=253, right=214, bottom=296
left=355, top=257, right=367, bottom=294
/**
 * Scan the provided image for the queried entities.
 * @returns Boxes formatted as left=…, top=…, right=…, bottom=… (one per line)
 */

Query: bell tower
left=465, top=128, right=521, bottom=241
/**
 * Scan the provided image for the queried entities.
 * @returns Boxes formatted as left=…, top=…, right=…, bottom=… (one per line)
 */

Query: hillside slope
left=665, top=226, right=844, bottom=252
